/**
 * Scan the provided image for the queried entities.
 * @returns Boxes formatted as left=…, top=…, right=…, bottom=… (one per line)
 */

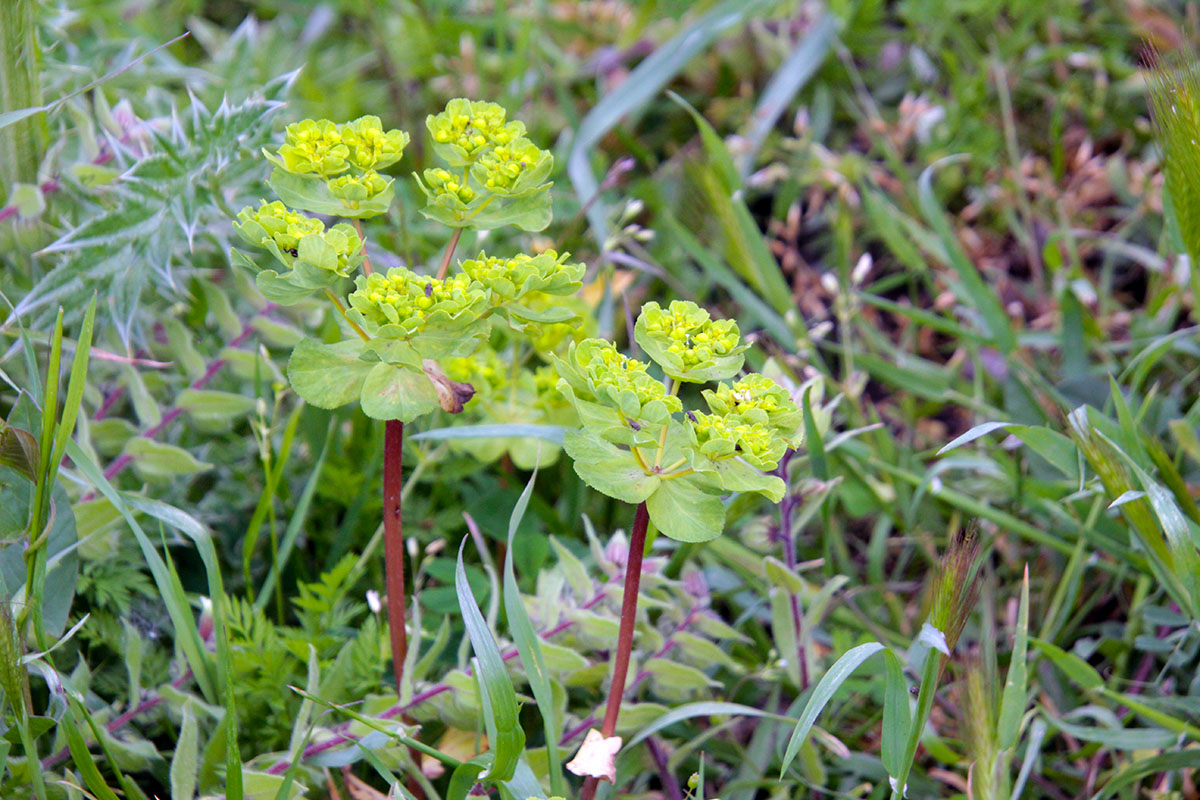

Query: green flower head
left=472, top=137, right=553, bottom=197
left=690, top=411, right=786, bottom=471
left=339, top=115, right=410, bottom=170
left=703, top=373, right=802, bottom=444
left=234, top=201, right=362, bottom=277
left=347, top=267, right=485, bottom=339
left=421, top=167, right=476, bottom=206
left=235, top=200, right=323, bottom=257
left=459, top=250, right=584, bottom=302
left=556, top=338, right=681, bottom=427
left=427, top=98, right=526, bottom=166
left=326, top=170, right=392, bottom=205
left=635, top=300, right=746, bottom=382
left=276, top=119, right=349, bottom=176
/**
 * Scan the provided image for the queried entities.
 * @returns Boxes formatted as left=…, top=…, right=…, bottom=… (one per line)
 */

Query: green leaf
left=502, top=468, right=565, bottom=796
left=563, top=429, right=660, bottom=504
left=626, top=701, right=794, bottom=749
left=359, top=363, right=440, bottom=422
left=1032, top=638, right=1103, bottom=690
left=268, top=168, right=393, bottom=218
left=997, top=566, right=1030, bottom=750
left=170, top=701, right=199, bottom=800
left=0, top=423, right=38, bottom=481
left=881, top=650, right=910, bottom=779
left=469, top=186, right=554, bottom=232
left=286, top=338, right=374, bottom=410
left=177, top=389, right=256, bottom=427
left=1093, top=751, right=1200, bottom=800
left=456, top=538, right=525, bottom=781
left=412, top=424, right=566, bottom=445
left=704, top=455, right=784, bottom=501
left=779, top=642, right=884, bottom=777
left=645, top=475, right=725, bottom=543
left=121, top=438, right=211, bottom=482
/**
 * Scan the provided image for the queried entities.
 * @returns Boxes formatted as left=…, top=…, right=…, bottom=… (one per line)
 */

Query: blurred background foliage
left=3, top=0, right=1200, bottom=798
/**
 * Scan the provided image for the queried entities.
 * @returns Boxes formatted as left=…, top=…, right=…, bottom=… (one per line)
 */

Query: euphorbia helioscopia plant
left=555, top=300, right=802, bottom=798
left=230, top=100, right=581, bottom=696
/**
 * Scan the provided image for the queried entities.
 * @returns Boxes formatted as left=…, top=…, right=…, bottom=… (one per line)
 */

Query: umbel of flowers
left=554, top=299, right=802, bottom=543
left=229, top=102, right=579, bottom=423
left=227, top=101, right=582, bottom=704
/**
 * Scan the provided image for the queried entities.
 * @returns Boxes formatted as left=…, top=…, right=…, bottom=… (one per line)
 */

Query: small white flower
left=366, top=590, right=382, bottom=614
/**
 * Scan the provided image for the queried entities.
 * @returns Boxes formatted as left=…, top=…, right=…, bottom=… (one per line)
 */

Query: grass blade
left=501, top=467, right=565, bottom=795
left=779, top=642, right=884, bottom=776
left=457, top=537, right=525, bottom=782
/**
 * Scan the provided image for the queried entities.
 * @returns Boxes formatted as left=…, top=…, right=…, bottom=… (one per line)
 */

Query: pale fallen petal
left=566, top=728, right=622, bottom=783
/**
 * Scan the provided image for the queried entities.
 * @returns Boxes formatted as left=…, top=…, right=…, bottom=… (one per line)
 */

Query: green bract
left=703, top=373, right=803, bottom=446
left=339, top=115, right=410, bottom=170
left=326, top=170, right=392, bottom=205
left=347, top=267, right=487, bottom=345
left=472, top=138, right=553, bottom=197
left=274, top=118, right=349, bottom=176
left=426, top=98, right=525, bottom=166
left=232, top=201, right=364, bottom=304
left=635, top=300, right=746, bottom=382
left=555, top=301, right=797, bottom=543
left=460, top=250, right=584, bottom=303
left=554, top=339, right=681, bottom=435
left=690, top=411, right=786, bottom=470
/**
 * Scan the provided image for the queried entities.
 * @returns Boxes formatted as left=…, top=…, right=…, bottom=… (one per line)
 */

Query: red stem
left=581, top=501, right=649, bottom=800
left=383, top=419, right=409, bottom=695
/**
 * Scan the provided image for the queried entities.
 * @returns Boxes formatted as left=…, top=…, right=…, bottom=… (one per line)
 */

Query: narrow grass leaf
left=1032, top=639, right=1102, bottom=690
left=65, top=440, right=216, bottom=702
left=880, top=650, right=909, bottom=778
left=779, top=642, right=884, bottom=776
left=997, top=565, right=1029, bottom=750
left=457, top=537, right=525, bottom=781
left=501, top=467, right=565, bottom=795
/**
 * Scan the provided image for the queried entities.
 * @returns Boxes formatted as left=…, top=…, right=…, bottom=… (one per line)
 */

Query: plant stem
left=353, top=218, right=373, bottom=275
left=580, top=501, right=649, bottom=800
left=383, top=420, right=409, bottom=696
left=436, top=227, right=463, bottom=280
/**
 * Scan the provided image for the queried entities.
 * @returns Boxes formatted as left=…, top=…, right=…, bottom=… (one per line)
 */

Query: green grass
left=1, top=1, right=1199, bottom=799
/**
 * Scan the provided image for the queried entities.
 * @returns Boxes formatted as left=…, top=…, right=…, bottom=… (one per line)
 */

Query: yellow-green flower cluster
left=523, top=293, right=593, bottom=355
left=703, top=373, right=802, bottom=442
left=235, top=201, right=322, bottom=254
left=690, top=411, right=786, bottom=471
left=327, top=170, right=390, bottom=203
left=234, top=201, right=362, bottom=276
left=557, top=339, right=682, bottom=426
left=277, top=119, right=350, bottom=176
left=459, top=250, right=584, bottom=302
left=340, top=115, right=410, bottom=170
left=422, top=168, right=476, bottom=205
left=347, top=267, right=484, bottom=337
left=427, top=99, right=525, bottom=165
left=474, top=138, right=552, bottom=195
left=640, top=300, right=741, bottom=370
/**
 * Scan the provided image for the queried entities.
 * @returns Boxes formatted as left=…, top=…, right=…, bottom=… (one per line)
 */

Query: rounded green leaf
left=287, top=338, right=374, bottom=410
left=645, top=475, right=726, bottom=542
left=359, top=363, right=440, bottom=422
